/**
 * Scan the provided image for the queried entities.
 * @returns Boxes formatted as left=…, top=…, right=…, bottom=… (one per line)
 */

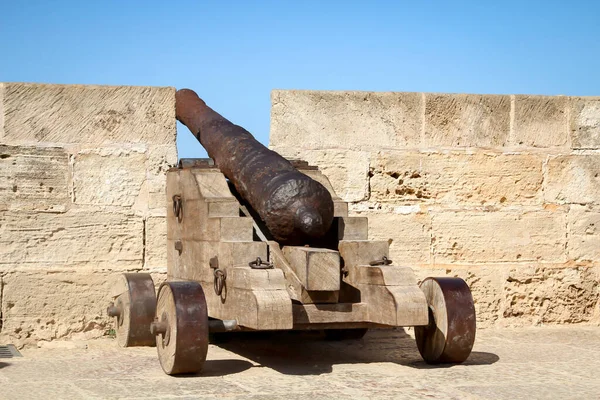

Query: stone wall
left=0, top=83, right=175, bottom=347
left=270, top=90, right=600, bottom=327
left=2, top=84, right=597, bottom=347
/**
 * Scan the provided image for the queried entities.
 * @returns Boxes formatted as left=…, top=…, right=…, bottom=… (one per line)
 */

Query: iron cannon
left=108, top=90, right=477, bottom=375
left=175, top=89, right=333, bottom=245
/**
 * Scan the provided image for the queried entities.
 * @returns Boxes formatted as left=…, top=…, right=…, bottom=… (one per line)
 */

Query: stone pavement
left=0, top=326, right=598, bottom=399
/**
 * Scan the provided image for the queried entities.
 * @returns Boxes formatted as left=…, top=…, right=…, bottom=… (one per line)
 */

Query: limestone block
left=570, top=97, right=600, bottom=149
left=0, top=145, right=69, bottom=212
left=424, top=93, right=510, bottom=147
left=270, top=90, right=422, bottom=150
left=0, top=209, right=143, bottom=269
left=147, top=145, right=178, bottom=212
left=0, top=270, right=114, bottom=347
left=370, top=151, right=543, bottom=205
left=567, top=205, right=600, bottom=261
left=145, top=216, right=167, bottom=271
left=2, top=83, right=176, bottom=145
left=271, top=148, right=370, bottom=202
left=545, top=155, right=600, bottom=204
left=283, top=246, right=340, bottom=291
left=501, top=265, right=599, bottom=325
left=413, top=265, right=505, bottom=327
left=512, top=95, right=568, bottom=147
left=73, top=147, right=146, bottom=207
left=432, top=210, right=566, bottom=263
left=364, top=212, right=431, bottom=265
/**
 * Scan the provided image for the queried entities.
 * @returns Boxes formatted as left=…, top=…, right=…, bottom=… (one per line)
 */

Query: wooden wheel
left=324, top=328, right=368, bottom=341
left=108, top=273, right=156, bottom=347
left=153, top=281, right=209, bottom=375
left=414, top=277, right=476, bottom=364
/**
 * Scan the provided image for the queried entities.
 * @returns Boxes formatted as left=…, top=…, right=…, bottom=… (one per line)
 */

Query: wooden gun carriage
left=108, top=90, right=476, bottom=376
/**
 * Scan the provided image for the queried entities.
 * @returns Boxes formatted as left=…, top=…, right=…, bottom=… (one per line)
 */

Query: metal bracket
left=369, top=256, right=392, bottom=266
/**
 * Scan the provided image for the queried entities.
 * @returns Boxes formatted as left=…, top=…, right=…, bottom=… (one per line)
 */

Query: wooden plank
left=227, top=267, right=286, bottom=290
left=166, top=169, right=220, bottom=241
left=218, top=241, right=268, bottom=268
left=301, top=290, right=339, bottom=303
left=292, top=303, right=368, bottom=324
left=345, top=265, right=418, bottom=286
left=338, top=217, right=368, bottom=240
left=356, top=283, right=428, bottom=326
left=217, top=217, right=254, bottom=242
left=269, top=242, right=339, bottom=303
left=207, top=200, right=239, bottom=217
left=255, top=290, right=293, bottom=330
left=204, top=284, right=292, bottom=330
left=191, top=168, right=234, bottom=198
left=334, top=201, right=348, bottom=218
left=269, top=242, right=303, bottom=302
left=338, top=240, right=389, bottom=268
left=283, top=246, right=340, bottom=291
left=167, top=239, right=212, bottom=282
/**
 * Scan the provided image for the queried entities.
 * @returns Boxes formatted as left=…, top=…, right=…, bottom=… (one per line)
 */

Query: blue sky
left=1, top=1, right=599, bottom=158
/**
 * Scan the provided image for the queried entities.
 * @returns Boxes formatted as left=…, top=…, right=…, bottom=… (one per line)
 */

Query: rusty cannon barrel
left=175, top=89, right=334, bottom=245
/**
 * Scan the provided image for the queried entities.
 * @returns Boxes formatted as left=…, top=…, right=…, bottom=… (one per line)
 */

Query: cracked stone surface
left=0, top=326, right=598, bottom=399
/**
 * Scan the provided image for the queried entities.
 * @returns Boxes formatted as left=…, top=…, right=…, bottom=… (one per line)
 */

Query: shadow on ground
left=0, top=362, right=10, bottom=369
left=173, top=359, right=254, bottom=378
left=212, top=328, right=499, bottom=375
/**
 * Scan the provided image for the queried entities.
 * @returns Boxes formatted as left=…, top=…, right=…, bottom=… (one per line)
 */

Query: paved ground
left=0, top=326, right=598, bottom=399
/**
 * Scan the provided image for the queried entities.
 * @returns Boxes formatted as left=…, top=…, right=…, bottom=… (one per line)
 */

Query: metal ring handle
left=213, top=269, right=227, bottom=295
left=249, top=257, right=273, bottom=270
left=172, top=195, right=183, bottom=223
left=369, top=256, right=392, bottom=266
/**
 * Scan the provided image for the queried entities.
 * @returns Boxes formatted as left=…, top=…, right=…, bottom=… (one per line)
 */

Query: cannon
left=108, top=91, right=476, bottom=375
left=175, top=89, right=333, bottom=246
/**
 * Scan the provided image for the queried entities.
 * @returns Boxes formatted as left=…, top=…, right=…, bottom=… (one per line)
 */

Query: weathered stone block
left=0, top=270, right=114, bottom=347
left=145, top=216, right=167, bottom=271
left=270, top=90, right=423, bottom=150
left=73, top=147, right=146, bottom=207
left=0, top=145, right=69, bottom=212
left=274, top=148, right=370, bottom=202
left=370, top=151, right=543, bottom=205
left=147, top=145, right=178, bottom=212
left=413, top=265, right=505, bottom=327
left=0, top=209, right=143, bottom=269
left=567, top=205, right=600, bottom=261
left=424, top=93, right=510, bottom=147
left=545, top=155, right=600, bottom=204
left=2, top=83, right=175, bottom=145
left=570, top=97, right=600, bottom=149
left=501, top=265, right=599, bottom=325
left=364, top=212, right=431, bottom=265
left=432, top=210, right=566, bottom=263
left=512, top=95, right=568, bottom=147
